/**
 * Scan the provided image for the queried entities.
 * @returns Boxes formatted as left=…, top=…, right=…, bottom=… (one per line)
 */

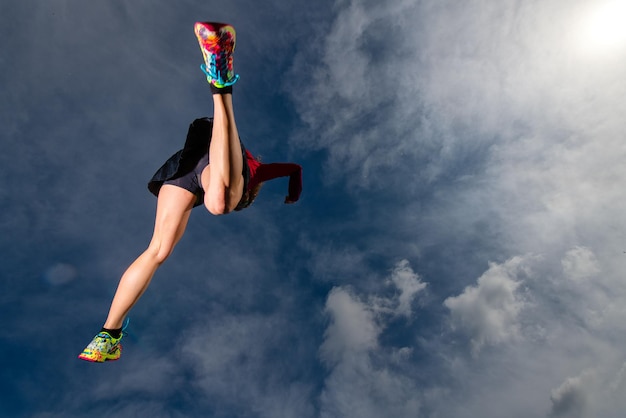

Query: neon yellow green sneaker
left=78, top=331, right=123, bottom=362
left=78, top=319, right=129, bottom=363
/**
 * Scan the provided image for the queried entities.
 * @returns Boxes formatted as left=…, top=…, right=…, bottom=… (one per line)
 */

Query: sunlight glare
left=580, top=0, right=626, bottom=52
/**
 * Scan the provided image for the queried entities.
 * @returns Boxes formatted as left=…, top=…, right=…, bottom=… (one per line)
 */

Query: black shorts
left=163, top=151, right=208, bottom=202
left=148, top=118, right=250, bottom=208
left=161, top=143, right=250, bottom=208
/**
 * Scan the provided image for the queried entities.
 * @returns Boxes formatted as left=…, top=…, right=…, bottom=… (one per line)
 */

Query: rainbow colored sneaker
left=78, top=319, right=129, bottom=363
left=194, top=22, right=239, bottom=88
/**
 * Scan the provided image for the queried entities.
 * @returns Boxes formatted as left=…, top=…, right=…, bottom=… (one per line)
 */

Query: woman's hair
left=234, top=153, right=263, bottom=211
left=235, top=182, right=263, bottom=211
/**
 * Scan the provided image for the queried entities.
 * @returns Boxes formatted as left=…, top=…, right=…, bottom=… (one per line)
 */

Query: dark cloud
left=550, top=376, right=586, bottom=418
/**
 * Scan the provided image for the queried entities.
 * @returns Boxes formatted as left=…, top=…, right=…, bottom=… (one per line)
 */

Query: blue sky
left=2, top=0, right=626, bottom=417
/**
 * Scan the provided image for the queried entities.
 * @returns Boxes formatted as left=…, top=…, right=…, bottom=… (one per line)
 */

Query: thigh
left=201, top=164, right=245, bottom=214
left=162, top=156, right=208, bottom=207
left=152, top=185, right=197, bottom=252
left=200, top=143, right=248, bottom=214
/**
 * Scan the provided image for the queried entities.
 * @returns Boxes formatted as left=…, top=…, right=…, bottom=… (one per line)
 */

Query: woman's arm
left=255, top=163, right=302, bottom=203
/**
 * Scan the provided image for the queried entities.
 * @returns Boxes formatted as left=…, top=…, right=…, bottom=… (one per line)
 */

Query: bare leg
left=201, top=93, right=245, bottom=215
left=103, top=185, right=196, bottom=329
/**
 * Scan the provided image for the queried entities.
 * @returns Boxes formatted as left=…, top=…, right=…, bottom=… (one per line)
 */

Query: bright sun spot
left=579, top=0, right=626, bottom=52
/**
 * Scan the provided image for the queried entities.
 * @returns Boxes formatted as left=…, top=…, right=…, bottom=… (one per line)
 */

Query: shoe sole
left=78, top=345, right=122, bottom=362
left=194, top=22, right=236, bottom=58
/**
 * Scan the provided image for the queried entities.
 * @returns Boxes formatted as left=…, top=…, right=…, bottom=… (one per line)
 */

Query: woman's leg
left=103, top=185, right=196, bottom=329
left=201, top=93, right=245, bottom=215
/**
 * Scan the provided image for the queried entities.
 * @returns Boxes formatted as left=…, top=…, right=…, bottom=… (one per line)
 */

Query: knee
left=146, top=241, right=173, bottom=265
left=204, top=194, right=229, bottom=216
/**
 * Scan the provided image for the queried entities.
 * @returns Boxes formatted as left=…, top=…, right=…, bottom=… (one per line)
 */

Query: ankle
left=101, top=326, right=122, bottom=339
left=211, top=84, right=233, bottom=95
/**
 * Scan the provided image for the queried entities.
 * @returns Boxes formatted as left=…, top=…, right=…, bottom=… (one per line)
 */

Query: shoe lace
left=200, top=36, right=239, bottom=86
left=98, top=317, right=130, bottom=342
left=201, top=56, right=235, bottom=85
left=121, top=317, right=130, bottom=338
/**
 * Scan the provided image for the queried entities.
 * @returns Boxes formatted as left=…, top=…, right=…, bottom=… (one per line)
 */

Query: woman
left=78, top=22, right=302, bottom=362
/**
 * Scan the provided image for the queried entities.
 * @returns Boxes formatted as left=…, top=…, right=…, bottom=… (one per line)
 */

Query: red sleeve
left=255, top=163, right=302, bottom=202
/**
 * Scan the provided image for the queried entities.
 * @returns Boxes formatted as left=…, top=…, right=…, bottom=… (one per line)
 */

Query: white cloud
left=390, top=259, right=427, bottom=318
left=319, top=286, right=422, bottom=418
left=561, top=246, right=601, bottom=282
left=319, top=259, right=427, bottom=366
left=288, top=0, right=626, bottom=258
left=444, top=256, right=529, bottom=354
left=431, top=244, right=626, bottom=417
left=320, top=287, right=380, bottom=365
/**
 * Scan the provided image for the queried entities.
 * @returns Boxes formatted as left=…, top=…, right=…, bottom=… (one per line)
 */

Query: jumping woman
left=78, top=22, right=302, bottom=362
